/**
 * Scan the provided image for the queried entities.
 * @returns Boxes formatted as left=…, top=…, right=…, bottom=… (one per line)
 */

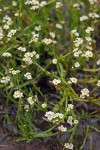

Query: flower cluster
left=25, top=0, right=47, bottom=10
left=80, top=88, right=90, bottom=99
left=64, top=143, right=74, bottom=149
left=52, top=79, right=61, bottom=85
left=0, top=76, right=10, bottom=84
left=89, top=0, right=98, bottom=5
left=9, top=68, right=20, bottom=75
left=13, top=90, right=23, bottom=98
left=23, top=51, right=39, bottom=65
left=3, top=15, right=12, bottom=30
left=66, top=104, right=74, bottom=112
left=42, top=38, right=57, bottom=45
left=55, top=2, right=63, bottom=9
left=71, top=29, right=79, bottom=37
left=27, top=96, right=34, bottom=105
left=7, top=29, right=16, bottom=38
left=2, top=52, right=12, bottom=57
left=67, top=116, right=78, bottom=126
left=29, top=32, right=39, bottom=43
left=18, top=47, right=26, bottom=52
left=45, top=111, right=64, bottom=123
left=24, top=72, right=32, bottom=80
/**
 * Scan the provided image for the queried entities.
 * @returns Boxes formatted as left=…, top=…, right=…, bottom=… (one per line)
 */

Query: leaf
left=32, top=131, right=58, bottom=138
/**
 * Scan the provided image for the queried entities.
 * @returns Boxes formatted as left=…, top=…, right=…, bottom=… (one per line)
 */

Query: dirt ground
left=0, top=137, right=62, bottom=150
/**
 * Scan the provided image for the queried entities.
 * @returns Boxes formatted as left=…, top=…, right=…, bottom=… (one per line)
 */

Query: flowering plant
left=0, top=0, right=100, bottom=149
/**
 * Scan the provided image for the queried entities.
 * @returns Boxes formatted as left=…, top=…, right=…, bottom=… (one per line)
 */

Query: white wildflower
left=56, top=23, right=63, bottom=29
left=18, top=47, right=26, bottom=52
left=52, top=58, right=57, bottom=64
left=2, top=52, right=12, bottom=57
left=58, top=125, right=67, bottom=132
left=0, top=76, right=10, bottom=84
left=55, top=2, right=63, bottom=8
left=27, top=97, right=34, bottom=105
left=96, top=59, right=100, bottom=65
left=80, top=15, right=88, bottom=21
left=75, top=62, right=80, bottom=67
left=24, top=72, right=32, bottom=80
left=52, top=79, right=61, bottom=85
left=13, top=90, right=23, bottom=98
left=97, top=80, right=100, bottom=87
left=70, top=77, right=77, bottom=83
left=42, top=103, right=47, bottom=108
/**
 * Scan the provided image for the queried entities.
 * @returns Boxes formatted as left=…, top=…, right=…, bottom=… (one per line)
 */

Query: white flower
left=12, top=1, right=17, bottom=6
left=2, top=52, right=12, bottom=57
left=31, top=5, right=39, bottom=10
left=64, top=143, right=70, bottom=149
left=27, top=97, right=34, bottom=105
left=3, top=15, right=12, bottom=25
left=85, top=36, right=92, bottom=42
left=40, top=1, right=46, bottom=7
left=83, top=51, right=93, bottom=58
left=35, top=54, right=39, bottom=59
left=0, top=76, right=10, bottom=84
left=89, top=13, right=99, bottom=19
left=42, top=103, right=47, bottom=108
left=7, top=29, right=16, bottom=38
left=74, top=38, right=83, bottom=47
left=67, top=104, right=74, bottom=111
left=45, top=111, right=64, bottom=122
left=13, top=90, right=23, bottom=98
left=24, top=52, right=33, bottom=58
left=85, top=27, right=94, bottom=33
left=3, top=24, right=9, bottom=30
left=18, top=47, right=26, bottom=52
left=32, top=51, right=36, bottom=56
left=97, top=80, right=100, bottom=87
left=34, top=26, right=41, bottom=31
left=86, top=46, right=93, bottom=51
left=52, top=58, right=57, bottom=64
left=71, top=29, right=79, bottom=36
left=58, top=125, right=67, bottom=132
left=52, top=79, right=61, bottom=85
left=73, top=3, right=79, bottom=8
left=68, top=81, right=72, bottom=84
left=29, top=32, right=39, bottom=43
left=74, top=119, right=79, bottom=124
left=70, top=77, right=77, bottom=83
left=50, top=32, right=55, bottom=38
left=80, top=88, right=90, bottom=98
left=67, top=116, right=73, bottom=126
left=42, top=38, right=53, bottom=45
left=80, top=15, right=88, bottom=21
left=56, top=2, right=63, bottom=8
left=96, top=59, right=100, bottom=65
left=56, top=23, right=63, bottom=29
left=69, top=143, right=74, bottom=149
left=73, top=48, right=78, bottom=52
left=24, top=72, right=32, bottom=80
left=75, top=62, right=80, bottom=67
left=9, top=68, right=20, bottom=75
left=64, top=143, right=74, bottom=149
left=23, top=57, right=33, bottom=65
left=89, top=0, right=98, bottom=5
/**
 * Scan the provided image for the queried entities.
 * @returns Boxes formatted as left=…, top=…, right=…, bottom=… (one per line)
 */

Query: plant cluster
left=0, top=0, right=100, bottom=149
